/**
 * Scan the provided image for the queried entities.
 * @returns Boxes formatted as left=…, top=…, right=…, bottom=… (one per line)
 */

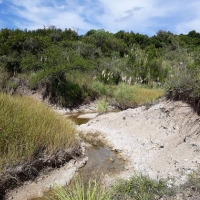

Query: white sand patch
left=78, top=100, right=200, bottom=185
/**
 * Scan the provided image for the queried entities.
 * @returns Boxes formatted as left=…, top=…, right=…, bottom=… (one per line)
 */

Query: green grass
left=111, top=174, right=173, bottom=200
left=113, top=83, right=136, bottom=108
left=48, top=176, right=111, bottom=200
left=0, top=93, right=76, bottom=171
left=47, top=174, right=174, bottom=200
left=184, top=170, right=200, bottom=192
left=91, top=82, right=164, bottom=108
left=97, top=98, right=108, bottom=113
left=91, top=81, right=109, bottom=96
left=132, top=85, right=164, bottom=105
left=112, top=83, right=164, bottom=108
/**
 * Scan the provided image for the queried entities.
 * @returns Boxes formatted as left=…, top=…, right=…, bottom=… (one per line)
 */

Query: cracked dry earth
left=78, top=99, right=200, bottom=186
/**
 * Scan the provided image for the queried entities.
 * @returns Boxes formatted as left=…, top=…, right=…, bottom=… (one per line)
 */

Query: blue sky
left=0, top=0, right=200, bottom=36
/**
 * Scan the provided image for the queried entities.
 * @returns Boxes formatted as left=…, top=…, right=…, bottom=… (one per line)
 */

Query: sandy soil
left=78, top=99, right=200, bottom=186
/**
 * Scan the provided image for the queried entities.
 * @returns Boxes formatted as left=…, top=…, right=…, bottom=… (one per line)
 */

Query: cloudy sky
left=0, top=0, right=200, bottom=36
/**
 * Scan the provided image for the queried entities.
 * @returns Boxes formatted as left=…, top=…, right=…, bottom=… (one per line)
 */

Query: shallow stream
left=29, top=113, right=124, bottom=200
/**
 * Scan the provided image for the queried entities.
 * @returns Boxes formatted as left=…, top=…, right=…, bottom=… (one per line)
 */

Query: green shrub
left=186, top=171, right=200, bottom=192
left=92, top=81, right=108, bottom=96
left=111, top=174, right=170, bottom=200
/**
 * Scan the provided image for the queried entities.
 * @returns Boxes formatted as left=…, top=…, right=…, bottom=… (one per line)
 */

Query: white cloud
left=7, top=0, right=100, bottom=33
left=94, top=0, right=171, bottom=33
left=3, top=0, right=200, bottom=35
left=176, top=18, right=200, bottom=34
left=175, top=1, right=200, bottom=34
left=95, top=0, right=200, bottom=35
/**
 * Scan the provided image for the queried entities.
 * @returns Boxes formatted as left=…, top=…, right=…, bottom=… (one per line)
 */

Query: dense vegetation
left=0, top=27, right=200, bottom=109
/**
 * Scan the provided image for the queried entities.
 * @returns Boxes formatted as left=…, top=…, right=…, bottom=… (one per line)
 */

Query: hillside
left=1, top=28, right=200, bottom=110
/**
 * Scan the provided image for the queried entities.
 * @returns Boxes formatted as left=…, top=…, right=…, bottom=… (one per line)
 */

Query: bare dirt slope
left=78, top=99, right=200, bottom=185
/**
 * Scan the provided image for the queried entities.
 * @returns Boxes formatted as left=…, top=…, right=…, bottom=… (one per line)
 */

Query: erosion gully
left=30, top=113, right=124, bottom=200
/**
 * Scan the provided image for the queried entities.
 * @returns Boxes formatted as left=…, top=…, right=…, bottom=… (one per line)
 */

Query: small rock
left=107, top=157, right=115, bottom=163
left=114, top=148, right=121, bottom=153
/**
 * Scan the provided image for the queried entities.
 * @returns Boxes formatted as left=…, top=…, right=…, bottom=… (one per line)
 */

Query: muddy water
left=66, top=114, right=90, bottom=125
left=80, top=144, right=124, bottom=180
left=32, top=145, right=124, bottom=200
left=30, top=113, right=124, bottom=200
left=68, top=113, right=124, bottom=174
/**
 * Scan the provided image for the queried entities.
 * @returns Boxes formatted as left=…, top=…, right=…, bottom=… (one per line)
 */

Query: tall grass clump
left=111, top=174, right=172, bottom=200
left=0, top=93, right=76, bottom=171
left=132, top=85, right=163, bottom=105
left=185, top=171, right=200, bottom=192
left=113, top=83, right=135, bottom=109
left=97, top=98, right=108, bottom=113
left=48, top=176, right=111, bottom=200
left=112, top=83, right=163, bottom=109
left=48, top=175, right=174, bottom=200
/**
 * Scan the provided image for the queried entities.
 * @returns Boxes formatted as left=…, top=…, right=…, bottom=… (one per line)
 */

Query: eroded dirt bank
left=4, top=145, right=87, bottom=200
left=78, top=99, right=200, bottom=185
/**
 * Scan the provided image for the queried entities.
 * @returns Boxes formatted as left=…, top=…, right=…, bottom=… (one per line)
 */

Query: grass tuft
left=48, top=176, right=111, bottom=200
left=111, top=174, right=171, bottom=200
left=0, top=93, right=76, bottom=171
left=47, top=174, right=174, bottom=200
left=112, top=83, right=163, bottom=109
left=97, top=98, right=108, bottom=113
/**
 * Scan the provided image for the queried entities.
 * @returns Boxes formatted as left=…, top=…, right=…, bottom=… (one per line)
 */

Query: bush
left=111, top=174, right=170, bottom=200
left=92, top=81, right=108, bottom=96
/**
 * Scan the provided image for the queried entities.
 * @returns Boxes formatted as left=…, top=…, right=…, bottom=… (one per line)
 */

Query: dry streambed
left=5, top=99, right=200, bottom=199
left=4, top=104, right=122, bottom=200
left=78, top=99, right=200, bottom=186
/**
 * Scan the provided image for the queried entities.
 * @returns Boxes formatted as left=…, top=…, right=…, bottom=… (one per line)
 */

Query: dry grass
left=0, top=93, right=76, bottom=171
left=132, top=85, right=164, bottom=104
left=112, top=83, right=164, bottom=108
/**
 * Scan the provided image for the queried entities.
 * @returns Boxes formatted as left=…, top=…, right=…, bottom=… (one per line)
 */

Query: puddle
left=30, top=144, right=124, bottom=200
left=30, top=139, right=124, bottom=200
left=80, top=145, right=124, bottom=180
left=66, top=114, right=91, bottom=125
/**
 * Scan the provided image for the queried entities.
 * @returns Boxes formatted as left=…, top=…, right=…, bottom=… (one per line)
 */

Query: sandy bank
left=78, top=99, right=200, bottom=185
